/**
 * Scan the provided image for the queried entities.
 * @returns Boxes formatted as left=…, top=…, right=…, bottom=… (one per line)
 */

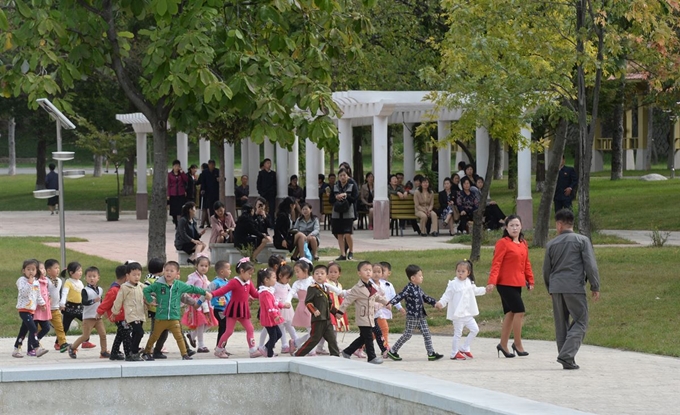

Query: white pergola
left=116, top=90, right=534, bottom=236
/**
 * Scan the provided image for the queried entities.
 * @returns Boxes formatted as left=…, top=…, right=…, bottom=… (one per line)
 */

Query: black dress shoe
left=557, top=358, right=579, bottom=370
left=512, top=343, right=529, bottom=356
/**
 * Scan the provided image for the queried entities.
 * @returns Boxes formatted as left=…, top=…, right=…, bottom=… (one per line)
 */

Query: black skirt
left=332, top=218, right=354, bottom=235
left=496, top=284, right=525, bottom=314
left=169, top=195, right=186, bottom=217
left=179, top=242, right=196, bottom=255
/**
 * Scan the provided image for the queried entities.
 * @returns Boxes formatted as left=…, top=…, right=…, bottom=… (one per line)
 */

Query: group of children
left=14, top=254, right=490, bottom=363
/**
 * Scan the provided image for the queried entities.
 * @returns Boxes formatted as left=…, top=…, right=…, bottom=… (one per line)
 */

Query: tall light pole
left=35, top=99, right=77, bottom=267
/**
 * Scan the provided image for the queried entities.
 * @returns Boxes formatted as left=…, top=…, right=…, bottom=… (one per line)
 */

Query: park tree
left=1, top=0, right=374, bottom=261
left=427, top=0, right=680, bottom=255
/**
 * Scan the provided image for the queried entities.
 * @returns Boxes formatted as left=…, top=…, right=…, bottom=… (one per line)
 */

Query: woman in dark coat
left=174, top=202, right=207, bottom=263
left=330, top=168, right=358, bottom=261
left=233, top=203, right=272, bottom=261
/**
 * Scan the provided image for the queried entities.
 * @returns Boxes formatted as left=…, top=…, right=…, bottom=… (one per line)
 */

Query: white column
left=305, top=138, right=321, bottom=216
left=135, top=133, right=148, bottom=220
left=517, top=127, right=533, bottom=229
left=403, top=123, right=415, bottom=183
left=224, top=140, right=236, bottom=215
left=437, top=121, right=451, bottom=189
left=248, top=139, right=260, bottom=197
left=264, top=139, right=275, bottom=166
left=475, top=127, right=490, bottom=179
left=373, top=115, right=390, bottom=239
left=338, top=118, right=352, bottom=167
left=276, top=143, right=289, bottom=200
left=288, top=136, right=299, bottom=178
left=176, top=132, right=188, bottom=170
left=240, top=139, right=249, bottom=178
left=199, top=138, right=211, bottom=165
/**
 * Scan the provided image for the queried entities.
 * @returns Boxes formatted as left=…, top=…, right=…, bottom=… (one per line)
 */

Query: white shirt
left=374, top=279, right=402, bottom=319
left=48, top=277, right=62, bottom=310
left=289, top=276, right=314, bottom=302
left=438, top=278, right=486, bottom=320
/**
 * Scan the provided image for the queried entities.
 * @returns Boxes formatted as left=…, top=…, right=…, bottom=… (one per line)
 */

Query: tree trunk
left=645, top=103, right=653, bottom=170
left=454, top=140, right=475, bottom=167
left=470, top=137, right=499, bottom=261
left=329, top=151, right=335, bottom=175
left=507, top=146, right=516, bottom=190
left=218, top=139, right=226, bottom=205
left=8, top=118, right=16, bottom=176
left=35, top=138, right=47, bottom=190
left=494, top=140, right=503, bottom=180
left=122, top=153, right=135, bottom=196
left=353, top=129, right=363, bottom=184
left=611, top=78, right=624, bottom=180
left=534, top=117, right=568, bottom=247
left=147, top=125, right=169, bottom=262
left=93, top=155, right=103, bottom=177
left=535, top=152, right=546, bottom=192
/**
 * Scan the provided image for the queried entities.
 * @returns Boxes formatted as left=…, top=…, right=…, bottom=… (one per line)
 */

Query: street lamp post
left=35, top=99, right=77, bottom=267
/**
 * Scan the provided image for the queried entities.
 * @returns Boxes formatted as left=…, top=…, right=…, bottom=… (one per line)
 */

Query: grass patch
left=447, top=229, right=635, bottom=246
left=2, top=238, right=679, bottom=357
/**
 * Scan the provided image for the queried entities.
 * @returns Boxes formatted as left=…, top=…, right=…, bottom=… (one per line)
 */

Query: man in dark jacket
left=45, top=163, right=59, bottom=215
left=256, top=158, right=277, bottom=223
left=198, top=160, right=220, bottom=227
left=554, top=156, right=578, bottom=213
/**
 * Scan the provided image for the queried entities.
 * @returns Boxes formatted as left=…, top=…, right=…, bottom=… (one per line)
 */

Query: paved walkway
left=2, top=210, right=680, bottom=414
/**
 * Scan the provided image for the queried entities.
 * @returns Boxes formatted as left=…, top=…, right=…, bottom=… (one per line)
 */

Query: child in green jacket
left=141, top=261, right=211, bottom=360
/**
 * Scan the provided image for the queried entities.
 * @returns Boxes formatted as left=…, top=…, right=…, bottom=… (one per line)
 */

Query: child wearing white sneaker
left=435, top=260, right=486, bottom=360
left=13, top=259, right=49, bottom=358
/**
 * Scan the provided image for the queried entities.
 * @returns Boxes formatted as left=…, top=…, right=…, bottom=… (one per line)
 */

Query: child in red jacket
left=96, top=265, right=129, bottom=360
left=257, top=268, right=289, bottom=357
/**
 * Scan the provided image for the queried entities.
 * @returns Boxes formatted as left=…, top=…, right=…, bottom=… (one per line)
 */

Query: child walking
left=275, top=265, right=297, bottom=353
left=337, top=261, right=389, bottom=364
left=211, top=258, right=261, bottom=358
left=386, top=264, right=444, bottom=362
left=182, top=256, right=218, bottom=353
left=112, top=262, right=147, bottom=361
left=33, top=262, right=53, bottom=346
left=142, top=261, right=211, bottom=360
left=436, top=260, right=486, bottom=360
left=294, top=264, right=340, bottom=357
left=209, top=260, right=232, bottom=347
left=60, top=262, right=95, bottom=349
left=97, top=264, right=131, bottom=360
left=13, top=259, right=49, bottom=358
left=257, top=268, right=287, bottom=357
left=45, top=259, right=69, bottom=352
left=69, top=266, right=109, bottom=358
left=375, top=261, right=404, bottom=356
left=144, top=258, right=165, bottom=354
left=290, top=259, right=325, bottom=354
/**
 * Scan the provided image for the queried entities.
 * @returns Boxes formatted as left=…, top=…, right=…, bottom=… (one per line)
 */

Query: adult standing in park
left=167, top=160, right=188, bottom=228
left=45, top=163, right=59, bottom=215
left=543, top=209, right=600, bottom=370
left=235, top=175, right=249, bottom=208
left=554, top=156, right=578, bottom=212
left=257, top=158, right=277, bottom=224
left=486, top=215, right=534, bottom=358
left=198, top=159, right=220, bottom=228
left=186, top=164, right=198, bottom=204
left=330, top=168, right=358, bottom=261
left=175, top=202, right=207, bottom=264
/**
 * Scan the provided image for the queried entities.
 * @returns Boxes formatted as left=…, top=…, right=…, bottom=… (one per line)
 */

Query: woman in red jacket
left=486, top=215, right=534, bottom=358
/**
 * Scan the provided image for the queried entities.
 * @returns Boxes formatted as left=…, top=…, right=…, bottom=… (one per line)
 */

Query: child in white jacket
left=436, top=260, right=486, bottom=360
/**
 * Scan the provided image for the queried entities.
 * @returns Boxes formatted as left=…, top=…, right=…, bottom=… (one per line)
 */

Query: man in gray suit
left=543, top=209, right=600, bottom=370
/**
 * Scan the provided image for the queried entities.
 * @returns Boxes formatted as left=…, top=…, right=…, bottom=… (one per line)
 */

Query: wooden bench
left=389, top=194, right=417, bottom=236
left=389, top=194, right=444, bottom=236
left=321, top=193, right=332, bottom=230
left=209, top=243, right=243, bottom=264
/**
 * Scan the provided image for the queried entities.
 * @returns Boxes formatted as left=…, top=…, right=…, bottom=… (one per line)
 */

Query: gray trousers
left=552, top=293, right=588, bottom=363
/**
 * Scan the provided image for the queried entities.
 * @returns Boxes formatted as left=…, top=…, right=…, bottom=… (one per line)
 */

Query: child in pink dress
left=257, top=268, right=288, bottom=357
left=290, top=259, right=314, bottom=353
left=275, top=265, right=297, bottom=353
left=211, top=258, right=261, bottom=358
left=181, top=256, right=218, bottom=353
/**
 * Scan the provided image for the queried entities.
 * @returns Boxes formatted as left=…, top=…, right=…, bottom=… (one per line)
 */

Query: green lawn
left=2, top=237, right=679, bottom=357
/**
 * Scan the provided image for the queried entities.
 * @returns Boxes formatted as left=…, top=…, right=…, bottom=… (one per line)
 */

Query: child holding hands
left=257, top=268, right=289, bottom=357
left=112, top=262, right=147, bottom=361
left=435, top=260, right=486, bottom=360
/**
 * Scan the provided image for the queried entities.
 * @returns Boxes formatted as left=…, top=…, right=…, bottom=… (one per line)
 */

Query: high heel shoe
left=512, top=343, right=529, bottom=356
left=496, top=343, right=515, bottom=358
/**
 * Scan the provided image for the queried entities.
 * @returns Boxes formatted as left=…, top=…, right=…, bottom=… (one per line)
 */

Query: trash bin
left=105, top=197, right=119, bottom=221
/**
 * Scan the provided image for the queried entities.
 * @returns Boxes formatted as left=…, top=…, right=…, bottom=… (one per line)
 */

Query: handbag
left=333, top=198, right=350, bottom=214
